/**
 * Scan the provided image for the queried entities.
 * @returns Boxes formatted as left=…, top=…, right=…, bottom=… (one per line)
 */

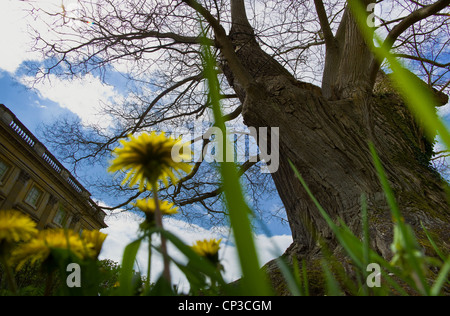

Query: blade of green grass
left=288, top=159, right=365, bottom=269
left=361, top=194, right=370, bottom=295
left=321, top=259, right=342, bottom=296
left=275, top=257, right=303, bottom=296
left=153, top=229, right=226, bottom=294
left=302, top=259, right=310, bottom=296
left=431, top=257, right=450, bottom=296
left=292, top=256, right=305, bottom=296
left=157, top=229, right=226, bottom=286
left=119, top=237, right=143, bottom=296
left=369, top=142, right=430, bottom=295
left=288, top=158, right=417, bottom=295
left=361, top=194, right=370, bottom=266
left=199, top=23, right=271, bottom=296
left=255, top=211, right=304, bottom=296
left=421, top=221, right=447, bottom=262
left=368, top=144, right=404, bottom=227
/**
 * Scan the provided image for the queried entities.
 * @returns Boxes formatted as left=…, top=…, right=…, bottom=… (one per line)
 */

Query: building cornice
left=0, top=104, right=107, bottom=228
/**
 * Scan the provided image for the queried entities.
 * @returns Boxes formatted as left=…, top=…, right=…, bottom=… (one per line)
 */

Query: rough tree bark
left=217, top=0, right=450, bottom=288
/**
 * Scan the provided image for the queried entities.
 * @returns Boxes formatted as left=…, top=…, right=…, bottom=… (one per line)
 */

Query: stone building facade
left=0, top=104, right=107, bottom=231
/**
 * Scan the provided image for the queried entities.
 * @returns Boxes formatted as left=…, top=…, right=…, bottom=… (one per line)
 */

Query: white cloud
left=0, top=1, right=125, bottom=128
left=20, top=73, right=122, bottom=127
left=0, top=1, right=38, bottom=73
left=437, top=101, right=450, bottom=118
left=99, top=211, right=292, bottom=292
left=0, top=0, right=105, bottom=72
left=0, top=0, right=68, bottom=73
left=0, top=0, right=159, bottom=79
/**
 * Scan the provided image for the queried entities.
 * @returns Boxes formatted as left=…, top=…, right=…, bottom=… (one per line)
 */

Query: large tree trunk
left=242, top=74, right=450, bottom=256
left=222, top=0, right=450, bottom=266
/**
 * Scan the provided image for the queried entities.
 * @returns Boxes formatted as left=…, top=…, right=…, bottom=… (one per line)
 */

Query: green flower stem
left=146, top=234, right=152, bottom=289
left=152, top=184, right=171, bottom=285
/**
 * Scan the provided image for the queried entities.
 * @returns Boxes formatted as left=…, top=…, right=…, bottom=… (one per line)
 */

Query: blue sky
left=0, top=65, right=289, bottom=234
left=0, top=61, right=292, bottom=285
left=0, top=70, right=76, bottom=130
left=0, top=66, right=292, bottom=283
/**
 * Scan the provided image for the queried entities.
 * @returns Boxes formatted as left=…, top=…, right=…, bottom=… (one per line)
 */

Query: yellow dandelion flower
left=108, top=131, right=193, bottom=191
left=191, top=239, right=222, bottom=263
left=133, top=198, right=178, bottom=230
left=12, top=229, right=95, bottom=270
left=81, top=230, right=107, bottom=258
left=133, top=198, right=179, bottom=216
left=0, top=210, right=38, bottom=244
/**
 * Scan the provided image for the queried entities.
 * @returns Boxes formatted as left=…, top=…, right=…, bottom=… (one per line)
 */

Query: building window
left=0, top=159, right=11, bottom=184
left=24, top=185, right=43, bottom=208
left=53, top=206, right=67, bottom=226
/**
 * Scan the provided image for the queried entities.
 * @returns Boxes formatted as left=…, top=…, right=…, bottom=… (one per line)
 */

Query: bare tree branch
left=313, top=0, right=335, bottom=47
left=395, top=53, right=450, bottom=69
left=369, top=0, right=450, bottom=85
left=132, top=73, right=203, bottom=133
left=181, top=0, right=255, bottom=89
